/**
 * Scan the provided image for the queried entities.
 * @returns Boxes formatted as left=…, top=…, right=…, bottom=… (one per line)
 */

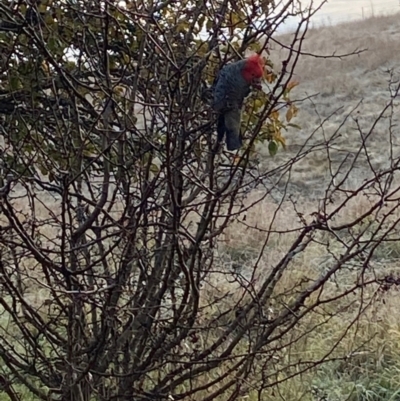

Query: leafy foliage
left=0, top=0, right=300, bottom=176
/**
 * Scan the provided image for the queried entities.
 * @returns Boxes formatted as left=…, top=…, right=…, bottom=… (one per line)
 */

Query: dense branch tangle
left=0, top=1, right=398, bottom=401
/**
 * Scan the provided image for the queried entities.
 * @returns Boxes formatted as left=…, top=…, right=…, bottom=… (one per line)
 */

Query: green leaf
left=48, top=37, right=58, bottom=52
left=287, top=123, right=302, bottom=130
left=268, top=140, right=278, bottom=157
left=9, top=75, right=20, bottom=90
left=150, top=163, right=160, bottom=173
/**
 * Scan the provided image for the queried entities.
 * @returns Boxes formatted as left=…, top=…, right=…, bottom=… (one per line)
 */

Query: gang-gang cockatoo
left=212, top=54, right=265, bottom=151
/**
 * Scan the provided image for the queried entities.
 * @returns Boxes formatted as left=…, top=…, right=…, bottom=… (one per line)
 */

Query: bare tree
left=0, top=0, right=399, bottom=400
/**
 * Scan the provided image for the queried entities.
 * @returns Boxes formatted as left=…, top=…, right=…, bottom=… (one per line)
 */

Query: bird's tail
left=217, top=114, right=226, bottom=144
left=223, top=108, right=243, bottom=151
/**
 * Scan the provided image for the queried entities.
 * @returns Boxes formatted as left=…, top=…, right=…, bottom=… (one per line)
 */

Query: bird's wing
left=211, top=69, right=227, bottom=112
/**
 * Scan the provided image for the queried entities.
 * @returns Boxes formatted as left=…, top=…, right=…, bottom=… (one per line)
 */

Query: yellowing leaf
left=270, top=110, right=279, bottom=121
left=265, top=71, right=275, bottom=83
left=286, top=80, right=300, bottom=91
left=230, top=12, right=240, bottom=25
left=233, top=154, right=241, bottom=165
left=275, top=134, right=286, bottom=149
left=286, top=108, right=293, bottom=122
left=114, top=85, right=126, bottom=96
left=265, top=72, right=274, bottom=84
left=177, top=21, right=189, bottom=33
left=286, top=104, right=298, bottom=122
left=41, top=61, right=50, bottom=76
left=253, top=99, right=263, bottom=109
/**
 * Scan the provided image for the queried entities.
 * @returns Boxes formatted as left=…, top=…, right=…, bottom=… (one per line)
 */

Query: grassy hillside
left=220, top=13, right=400, bottom=400
left=259, top=12, right=400, bottom=201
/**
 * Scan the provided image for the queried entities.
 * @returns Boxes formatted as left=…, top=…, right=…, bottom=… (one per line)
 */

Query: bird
left=212, top=54, right=265, bottom=151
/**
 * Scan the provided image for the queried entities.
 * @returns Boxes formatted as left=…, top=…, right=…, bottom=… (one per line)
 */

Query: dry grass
left=218, top=14, right=400, bottom=398
left=256, top=12, right=400, bottom=201
left=283, top=13, right=400, bottom=84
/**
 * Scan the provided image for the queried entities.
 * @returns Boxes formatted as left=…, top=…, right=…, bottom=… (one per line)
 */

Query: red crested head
left=241, top=54, right=265, bottom=83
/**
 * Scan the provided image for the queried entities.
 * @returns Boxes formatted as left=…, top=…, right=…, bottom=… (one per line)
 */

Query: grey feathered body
left=212, top=60, right=252, bottom=151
